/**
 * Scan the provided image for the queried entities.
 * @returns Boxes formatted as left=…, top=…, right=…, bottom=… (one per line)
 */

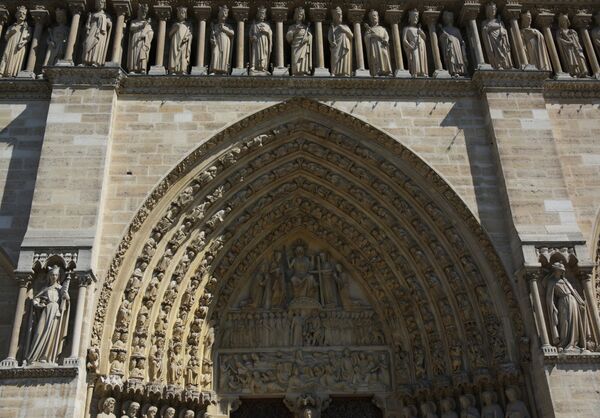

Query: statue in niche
left=481, top=391, right=503, bottom=418
left=248, top=262, right=269, bottom=309
left=545, top=262, right=588, bottom=351
left=505, top=386, right=530, bottom=418
left=440, top=397, right=458, bottom=418
left=439, top=10, right=468, bottom=77
left=203, top=323, right=216, bottom=362
left=480, top=2, right=513, bottom=70
left=420, top=401, right=438, bottom=418
left=127, top=3, right=154, bottom=74
left=110, top=350, right=126, bottom=376
left=287, top=7, right=312, bottom=76
left=556, top=14, right=589, bottom=78
left=210, top=5, right=234, bottom=75
left=288, top=245, right=319, bottom=301
left=363, top=9, right=392, bottom=76
left=328, top=6, right=353, bottom=77
left=43, top=7, right=69, bottom=66
left=318, top=252, right=337, bottom=307
left=270, top=251, right=286, bottom=308
left=334, top=263, right=354, bottom=310
left=130, top=358, right=146, bottom=380
left=82, top=0, right=112, bottom=66
left=592, top=12, right=600, bottom=60
left=98, top=398, right=117, bottom=418
left=168, top=7, right=192, bottom=74
left=520, top=11, right=551, bottom=71
left=458, top=394, right=479, bottom=418
left=162, top=407, right=176, bottom=418
left=0, top=6, right=30, bottom=77
left=122, top=402, right=141, bottom=418
left=143, top=406, right=158, bottom=418
left=185, top=355, right=201, bottom=387
left=149, top=338, right=165, bottom=381
left=249, top=6, right=272, bottom=75
left=402, top=9, right=428, bottom=77
left=25, top=265, right=70, bottom=364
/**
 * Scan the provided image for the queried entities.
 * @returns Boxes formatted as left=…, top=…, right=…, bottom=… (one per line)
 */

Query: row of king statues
left=1, top=1, right=600, bottom=78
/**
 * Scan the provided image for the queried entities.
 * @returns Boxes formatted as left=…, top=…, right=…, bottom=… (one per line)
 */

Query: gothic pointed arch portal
left=90, top=99, right=528, bottom=417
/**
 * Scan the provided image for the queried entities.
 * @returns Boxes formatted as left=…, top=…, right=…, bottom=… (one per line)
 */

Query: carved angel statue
left=249, top=6, right=272, bottom=75
left=210, top=5, right=234, bottom=75
left=98, top=398, right=117, bottom=418
left=363, top=10, right=392, bottom=76
left=505, top=386, right=531, bottom=418
left=556, top=14, right=589, bottom=78
left=481, top=2, right=513, bottom=70
left=43, top=8, right=69, bottom=66
left=0, top=6, right=31, bottom=77
left=82, top=0, right=112, bottom=66
left=168, top=7, right=193, bottom=74
left=25, top=265, right=70, bottom=364
left=402, top=9, right=428, bottom=77
left=128, top=3, right=154, bottom=74
left=545, top=262, right=588, bottom=351
left=520, top=11, right=551, bottom=71
left=287, top=7, right=312, bottom=76
left=328, top=6, right=353, bottom=77
left=439, top=11, right=468, bottom=76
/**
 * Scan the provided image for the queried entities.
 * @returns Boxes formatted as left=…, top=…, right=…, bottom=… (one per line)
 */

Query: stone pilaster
left=271, top=4, right=289, bottom=76
left=109, top=0, right=132, bottom=67
left=149, top=3, right=171, bottom=75
left=460, top=1, right=490, bottom=70
left=347, top=6, right=369, bottom=77
left=191, top=2, right=211, bottom=75
left=385, top=6, right=410, bottom=78
left=59, top=0, right=86, bottom=66
left=422, top=7, right=450, bottom=78
left=309, top=4, right=329, bottom=77
left=231, top=3, right=249, bottom=76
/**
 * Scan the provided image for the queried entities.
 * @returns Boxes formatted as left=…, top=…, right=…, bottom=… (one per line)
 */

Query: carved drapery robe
left=439, top=26, right=468, bottom=76
left=83, top=10, right=112, bottom=66
left=329, top=23, right=353, bottom=76
left=25, top=282, right=70, bottom=363
left=546, top=274, right=588, bottom=350
left=521, top=27, right=551, bottom=71
left=402, top=25, right=428, bottom=76
left=128, top=18, right=154, bottom=73
left=557, top=28, right=588, bottom=77
left=44, top=24, right=69, bottom=66
left=168, top=21, right=192, bottom=74
left=364, top=24, right=392, bottom=76
left=0, top=21, right=31, bottom=77
left=210, top=22, right=234, bottom=74
left=249, top=20, right=272, bottom=74
left=287, top=23, right=312, bottom=76
left=481, top=18, right=513, bottom=69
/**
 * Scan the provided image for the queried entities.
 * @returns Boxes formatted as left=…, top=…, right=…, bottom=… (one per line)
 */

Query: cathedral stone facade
left=0, top=0, right=599, bottom=417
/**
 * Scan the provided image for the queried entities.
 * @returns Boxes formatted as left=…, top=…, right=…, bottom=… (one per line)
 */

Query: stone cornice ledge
left=543, top=351, right=600, bottom=365
left=0, top=364, right=79, bottom=379
left=473, top=69, right=550, bottom=93
left=0, top=78, right=51, bottom=100
left=544, top=79, right=600, bottom=99
left=44, top=66, right=125, bottom=89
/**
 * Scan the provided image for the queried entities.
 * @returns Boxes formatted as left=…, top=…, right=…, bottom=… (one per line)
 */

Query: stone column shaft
left=67, top=276, right=90, bottom=360
left=156, top=19, right=167, bottom=66
left=63, top=1, right=86, bottom=64
left=197, top=19, right=207, bottom=67
left=504, top=5, right=529, bottom=68
left=23, top=9, right=48, bottom=75
left=527, top=273, right=551, bottom=348
left=276, top=21, right=284, bottom=68
left=348, top=9, right=368, bottom=76
left=310, top=7, right=328, bottom=76
left=232, top=5, right=249, bottom=75
left=191, top=5, right=210, bottom=75
left=423, top=9, right=449, bottom=78
left=537, top=13, right=564, bottom=75
left=581, top=274, right=600, bottom=345
left=0, top=6, right=8, bottom=41
left=5, top=277, right=30, bottom=361
left=468, top=19, right=486, bottom=67
left=578, top=28, right=600, bottom=76
left=150, top=4, right=170, bottom=75
left=110, top=3, right=130, bottom=66
left=271, top=7, right=288, bottom=76
left=385, top=8, right=409, bottom=78
left=461, top=3, right=487, bottom=68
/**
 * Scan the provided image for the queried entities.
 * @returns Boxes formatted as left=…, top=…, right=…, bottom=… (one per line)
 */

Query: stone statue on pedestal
left=128, top=4, right=154, bottom=74
left=209, top=5, right=234, bottom=75
left=402, top=9, right=428, bottom=77
left=168, top=7, right=192, bottom=74
left=25, top=265, right=70, bottom=364
left=288, top=245, right=318, bottom=301
left=439, top=11, right=468, bottom=76
left=44, top=8, right=69, bottom=66
left=545, top=262, right=588, bottom=351
left=98, top=398, right=117, bottom=418
left=287, top=7, right=312, bottom=76
left=82, top=0, right=112, bottom=66
left=481, top=2, right=513, bottom=69
left=556, top=14, right=589, bottom=78
left=520, top=11, right=551, bottom=71
left=249, top=6, right=272, bottom=75
left=363, top=10, right=392, bottom=76
left=0, top=6, right=30, bottom=77
left=328, top=7, right=353, bottom=77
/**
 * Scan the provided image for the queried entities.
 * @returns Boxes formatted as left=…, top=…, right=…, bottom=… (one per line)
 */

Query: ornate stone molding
left=473, top=69, right=550, bottom=93
left=0, top=365, right=79, bottom=379
left=43, top=66, right=125, bottom=88
left=0, top=79, right=50, bottom=100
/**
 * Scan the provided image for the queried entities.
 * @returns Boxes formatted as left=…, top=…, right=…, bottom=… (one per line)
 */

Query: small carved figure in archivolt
left=0, top=6, right=30, bottom=77
left=25, top=265, right=70, bottom=364
left=82, top=0, right=112, bottom=66
left=287, top=7, right=312, bottom=76
left=98, top=398, right=117, bottom=418
left=210, top=5, right=234, bottom=75
left=121, top=401, right=141, bottom=418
